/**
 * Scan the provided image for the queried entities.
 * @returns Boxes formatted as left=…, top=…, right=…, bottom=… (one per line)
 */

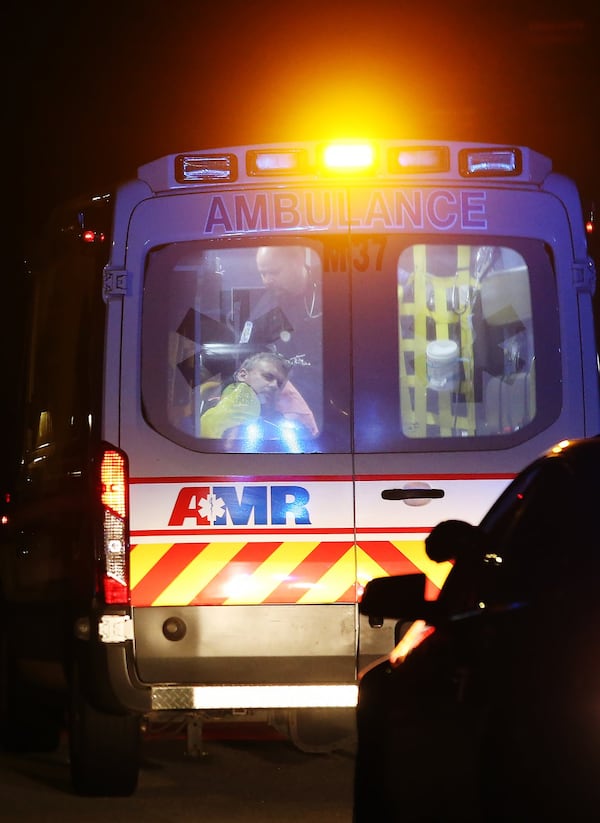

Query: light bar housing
left=388, top=145, right=450, bottom=174
left=459, top=147, right=522, bottom=177
left=175, top=153, right=238, bottom=183
left=321, top=142, right=376, bottom=172
left=137, top=139, right=553, bottom=193
left=247, top=149, right=309, bottom=176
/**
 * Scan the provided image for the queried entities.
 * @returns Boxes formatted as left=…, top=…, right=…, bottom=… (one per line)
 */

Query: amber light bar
left=247, top=149, right=309, bottom=175
left=388, top=146, right=450, bottom=173
left=321, top=142, right=375, bottom=172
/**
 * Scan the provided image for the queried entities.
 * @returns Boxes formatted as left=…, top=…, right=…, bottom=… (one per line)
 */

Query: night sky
left=3, top=0, right=599, bottom=481
left=15, top=0, right=600, bottom=234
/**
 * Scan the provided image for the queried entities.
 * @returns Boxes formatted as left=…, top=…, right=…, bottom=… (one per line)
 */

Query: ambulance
left=2, top=139, right=598, bottom=795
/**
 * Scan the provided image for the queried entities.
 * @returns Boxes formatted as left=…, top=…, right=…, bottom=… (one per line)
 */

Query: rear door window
left=141, top=240, right=351, bottom=453
left=141, top=236, right=561, bottom=455
left=352, top=237, right=561, bottom=451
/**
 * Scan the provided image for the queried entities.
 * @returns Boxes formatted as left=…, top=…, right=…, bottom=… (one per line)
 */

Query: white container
left=426, top=340, right=460, bottom=391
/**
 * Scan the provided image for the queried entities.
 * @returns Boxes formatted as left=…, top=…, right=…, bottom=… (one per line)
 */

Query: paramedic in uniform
left=247, top=246, right=323, bottom=427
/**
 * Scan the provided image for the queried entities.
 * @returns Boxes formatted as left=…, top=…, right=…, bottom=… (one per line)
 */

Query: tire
left=68, top=664, right=141, bottom=797
left=0, top=606, right=64, bottom=753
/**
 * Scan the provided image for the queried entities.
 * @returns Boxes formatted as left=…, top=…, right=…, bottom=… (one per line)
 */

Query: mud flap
left=271, top=707, right=357, bottom=754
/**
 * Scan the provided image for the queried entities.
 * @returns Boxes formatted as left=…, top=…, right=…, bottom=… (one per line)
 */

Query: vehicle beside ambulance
left=1, top=139, right=598, bottom=795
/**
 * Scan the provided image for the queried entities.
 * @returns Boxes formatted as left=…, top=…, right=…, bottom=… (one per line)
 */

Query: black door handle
left=381, top=488, right=445, bottom=500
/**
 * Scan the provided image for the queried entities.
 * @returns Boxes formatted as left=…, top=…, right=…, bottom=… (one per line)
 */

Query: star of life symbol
left=197, top=492, right=226, bottom=524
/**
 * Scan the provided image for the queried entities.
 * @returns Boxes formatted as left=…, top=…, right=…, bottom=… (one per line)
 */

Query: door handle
left=381, top=488, right=444, bottom=500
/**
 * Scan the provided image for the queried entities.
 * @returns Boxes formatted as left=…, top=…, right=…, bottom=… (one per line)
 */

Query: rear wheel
left=0, top=606, right=64, bottom=753
left=68, top=664, right=141, bottom=796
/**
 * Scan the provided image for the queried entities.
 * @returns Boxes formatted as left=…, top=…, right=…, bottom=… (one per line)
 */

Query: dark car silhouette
left=354, top=436, right=600, bottom=822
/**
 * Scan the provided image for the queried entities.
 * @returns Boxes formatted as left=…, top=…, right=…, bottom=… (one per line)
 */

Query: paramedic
left=249, top=246, right=323, bottom=419
left=256, top=246, right=320, bottom=307
left=200, top=351, right=291, bottom=438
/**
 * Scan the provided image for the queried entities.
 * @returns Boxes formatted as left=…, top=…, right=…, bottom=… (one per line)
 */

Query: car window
left=471, top=456, right=594, bottom=607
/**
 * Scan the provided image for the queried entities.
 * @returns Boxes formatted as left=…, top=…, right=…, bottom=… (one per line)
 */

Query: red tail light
left=100, top=448, right=130, bottom=605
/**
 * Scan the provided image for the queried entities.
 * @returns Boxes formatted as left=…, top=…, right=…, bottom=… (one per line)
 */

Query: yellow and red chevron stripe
left=130, top=538, right=452, bottom=606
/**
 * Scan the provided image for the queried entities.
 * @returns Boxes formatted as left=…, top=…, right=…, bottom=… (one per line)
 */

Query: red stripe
left=132, top=526, right=356, bottom=537
left=132, top=543, right=207, bottom=605
left=263, top=541, right=353, bottom=604
left=355, top=473, right=514, bottom=481
left=361, top=540, right=423, bottom=577
left=192, top=542, right=283, bottom=605
left=130, top=472, right=514, bottom=484
left=130, top=475, right=354, bottom=483
left=337, top=583, right=358, bottom=603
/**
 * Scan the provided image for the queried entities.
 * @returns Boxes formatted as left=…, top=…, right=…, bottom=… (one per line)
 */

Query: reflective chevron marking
left=130, top=538, right=452, bottom=606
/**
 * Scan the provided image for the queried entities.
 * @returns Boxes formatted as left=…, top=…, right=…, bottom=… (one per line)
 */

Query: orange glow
left=551, top=439, right=571, bottom=454
left=101, top=450, right=126, bottom=517
left=389, top=619, right=435, bottom=666
left=322, top=142, right=375, bottom=171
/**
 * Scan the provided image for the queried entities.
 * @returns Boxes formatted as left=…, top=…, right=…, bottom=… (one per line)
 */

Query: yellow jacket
left=200, top=382, right=260, bottom=438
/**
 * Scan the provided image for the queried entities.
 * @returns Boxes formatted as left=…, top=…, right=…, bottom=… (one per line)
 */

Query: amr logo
left=168, top=485, right=311, bottom=527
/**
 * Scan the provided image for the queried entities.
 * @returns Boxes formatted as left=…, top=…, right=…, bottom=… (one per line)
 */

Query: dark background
left=13, top=0, right=600, bottom=233
left=3, top=0, right=599, bottom=484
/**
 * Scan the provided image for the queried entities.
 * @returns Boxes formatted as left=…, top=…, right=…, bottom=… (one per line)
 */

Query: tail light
left=100, top=447, right=130, bottom=605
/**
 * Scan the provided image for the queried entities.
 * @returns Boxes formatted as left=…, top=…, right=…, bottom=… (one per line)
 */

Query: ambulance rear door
left=113, top=189, right=363, bottom=694
left=348, top=178, right=590, bottom=667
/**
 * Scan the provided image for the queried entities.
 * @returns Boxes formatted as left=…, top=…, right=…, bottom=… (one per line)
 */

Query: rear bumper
left=150, top=682, right=358, bottom=710
left=99, top=641, right=358, bottom=713
left=86, top=603, right=388, bottom=715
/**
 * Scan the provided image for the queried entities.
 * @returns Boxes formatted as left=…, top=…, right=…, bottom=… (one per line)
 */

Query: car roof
left=480, top=435, right=599, bottom=531
left=516, top=434, right=598, bottom=480
left=538, top=435, right=600, bottom=484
